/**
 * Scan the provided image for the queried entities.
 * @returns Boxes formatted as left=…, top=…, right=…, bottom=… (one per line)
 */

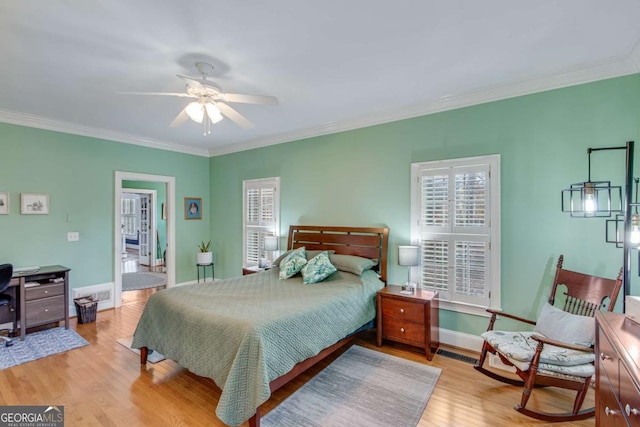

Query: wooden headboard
left=287, top=225, right=389, bottom=284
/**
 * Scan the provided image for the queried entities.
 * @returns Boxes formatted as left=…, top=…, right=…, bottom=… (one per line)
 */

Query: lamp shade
left=264, top=236, right=278, bottom=251
left=398, top=245, right=419, bottom=267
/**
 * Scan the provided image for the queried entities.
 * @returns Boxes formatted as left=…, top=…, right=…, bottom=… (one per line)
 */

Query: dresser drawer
left=381, top=297, right=424, bottom=324
left=382, top=316, right=425, bottom=346
left=25, top=295, right=65, bottom=326
left=598, top=326, right=620, bottom=390
left=26, top=283, right=64, bottom=301
left=621, top=364, right=640, bottom=427
left=599, top=372, right=626, bottom=427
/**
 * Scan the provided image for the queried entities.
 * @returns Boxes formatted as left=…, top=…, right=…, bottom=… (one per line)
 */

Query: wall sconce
left=562, top=141, right=634, bottom=309
left=398, top=245, right=420, bottom=293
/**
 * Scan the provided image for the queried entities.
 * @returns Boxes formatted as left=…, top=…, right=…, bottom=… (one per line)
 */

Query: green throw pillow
left=301, top=251, right=337, bottom=284
left=279, top=247, right=307, bottom=279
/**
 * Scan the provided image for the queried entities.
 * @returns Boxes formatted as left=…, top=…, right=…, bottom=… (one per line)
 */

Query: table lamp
left=398, top=245, right=420, bottom=292
left=263, top=236, right=279, bottom=268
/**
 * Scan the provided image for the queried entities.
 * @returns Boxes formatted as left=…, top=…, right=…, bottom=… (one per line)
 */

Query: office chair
left=0, top=263, right=16, bottom=347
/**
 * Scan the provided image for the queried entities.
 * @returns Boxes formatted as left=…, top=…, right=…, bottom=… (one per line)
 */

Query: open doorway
left=114, top=172, right=175, bottom=308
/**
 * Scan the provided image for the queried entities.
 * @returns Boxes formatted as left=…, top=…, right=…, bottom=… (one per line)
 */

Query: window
left=121, top=196, right=138, bottom=238
left=411, top=155, right=500, bottom=315
left=243, top=177, right=280, bottom=268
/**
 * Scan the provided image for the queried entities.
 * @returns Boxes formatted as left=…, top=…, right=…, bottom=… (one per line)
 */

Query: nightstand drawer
left=381, top=298, right=424, bottom=324
left=382, top=316, right=425, bottom=346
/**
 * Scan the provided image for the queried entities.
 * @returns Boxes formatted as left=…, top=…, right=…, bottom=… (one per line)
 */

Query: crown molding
left=0, top=109, right=210, bottom=157
left=209, top=55, right=640, bottom=157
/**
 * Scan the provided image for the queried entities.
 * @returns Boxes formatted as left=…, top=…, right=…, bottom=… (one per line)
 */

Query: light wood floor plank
left=0, top=289, right=595, bottom=426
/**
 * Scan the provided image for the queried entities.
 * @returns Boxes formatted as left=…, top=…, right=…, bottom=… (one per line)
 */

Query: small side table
left=242, top=266, right=267, bottom=276
left=197, top=263, right=214, bottom=283
left=376, top=285, right=439, bottom=360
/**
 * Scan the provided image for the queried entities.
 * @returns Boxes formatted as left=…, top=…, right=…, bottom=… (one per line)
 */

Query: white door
left=139, top=195, right=150, bottom=265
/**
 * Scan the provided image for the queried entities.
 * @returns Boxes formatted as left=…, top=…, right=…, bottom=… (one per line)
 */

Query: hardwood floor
left=0, top=290, right=594, bottom=426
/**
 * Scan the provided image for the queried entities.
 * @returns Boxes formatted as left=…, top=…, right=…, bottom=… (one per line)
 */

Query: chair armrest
left=485, top=308, right=537, bottom=326
left=530, top=333, right=594, bottom=353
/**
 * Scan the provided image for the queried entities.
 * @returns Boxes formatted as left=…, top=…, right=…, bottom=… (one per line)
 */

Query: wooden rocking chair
left=474, top=255, right=622, bottom=422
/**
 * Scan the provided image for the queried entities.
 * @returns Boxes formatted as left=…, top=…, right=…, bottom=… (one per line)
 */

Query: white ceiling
left=1, top=1, right=640, bottom=157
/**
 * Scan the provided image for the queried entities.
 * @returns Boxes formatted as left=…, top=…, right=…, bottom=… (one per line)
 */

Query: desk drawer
left=26, top=295, right=65, bottom=326
left=381, top=298, right=424, bottom=324
left=26, top=283, right=64, bottom=301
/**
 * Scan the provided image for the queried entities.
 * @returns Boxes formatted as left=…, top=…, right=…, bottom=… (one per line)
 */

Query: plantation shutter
left=243, top=178, right=280, bottom=268
left=417, top=162, right=491, bottom=307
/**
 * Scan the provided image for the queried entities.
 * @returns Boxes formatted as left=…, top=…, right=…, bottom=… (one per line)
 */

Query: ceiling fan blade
left=177, top=75, right=204, bottom=91
left=223, top=93, right=279, bottom=105
left=215, top=102, right=255, bottom=129
left=169, top=108, right=190, bottom=128
left=117, top=91, right=195, bottom=98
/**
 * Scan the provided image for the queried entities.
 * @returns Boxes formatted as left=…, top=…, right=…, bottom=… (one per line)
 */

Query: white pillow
left=534, top=302, right=595, bottom=347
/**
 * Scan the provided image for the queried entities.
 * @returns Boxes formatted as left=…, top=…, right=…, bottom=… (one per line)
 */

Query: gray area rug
left=0, top=327, right=88, bottom=370
left=262, top=345, right=441, bottom=427
left=122, top=272, right=166, bottom=291
left=116, top=337, right=165, bottom=363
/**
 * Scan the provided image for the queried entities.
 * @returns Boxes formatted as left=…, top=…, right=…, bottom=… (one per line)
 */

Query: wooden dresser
left=376, top=285, right=439, bottom=360
left=595, top=311, right=640, bottom=426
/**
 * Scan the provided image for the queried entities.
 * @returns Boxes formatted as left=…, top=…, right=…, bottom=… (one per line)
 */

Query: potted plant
left=197, top=240, right=212, bottom=265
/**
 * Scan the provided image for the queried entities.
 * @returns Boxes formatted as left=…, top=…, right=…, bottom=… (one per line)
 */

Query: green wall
left=0, top=125, right=210, bottom=288
left=210, top=74, right=640, bottom=336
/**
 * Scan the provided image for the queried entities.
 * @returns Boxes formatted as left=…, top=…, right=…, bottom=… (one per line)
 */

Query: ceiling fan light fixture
left=205, top=103, right=223, bottom=124
left=185, top=101, right=205, bottom=123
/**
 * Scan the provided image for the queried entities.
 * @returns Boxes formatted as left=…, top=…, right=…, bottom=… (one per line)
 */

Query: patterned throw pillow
left=301, top=251, right=337, bottom=284
left=279, top=247, right=307, bottom=279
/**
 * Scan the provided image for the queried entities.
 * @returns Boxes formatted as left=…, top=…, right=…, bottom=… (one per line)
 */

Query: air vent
left=72, top=283, right=114, bottom=311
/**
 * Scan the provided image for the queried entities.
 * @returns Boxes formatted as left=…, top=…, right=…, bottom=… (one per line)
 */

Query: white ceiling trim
left=209, top=55, right=640, bottom=157
left=1, top=54, right=638, bottom=159
left=0, top=109, right=210, bottom=157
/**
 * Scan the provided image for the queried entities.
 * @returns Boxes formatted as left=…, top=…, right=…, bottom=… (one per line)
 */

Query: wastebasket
left=74, top=296, right=98, bottom=324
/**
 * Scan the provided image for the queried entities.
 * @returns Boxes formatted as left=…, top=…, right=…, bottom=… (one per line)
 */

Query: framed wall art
left=0, top=192, right=9, bottom=215
left=184, top=197, right=202, bottom=220
left=21, top=193, right=49, bottom=215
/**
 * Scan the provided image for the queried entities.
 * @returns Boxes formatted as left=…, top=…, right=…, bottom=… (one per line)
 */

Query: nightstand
left=242, top=266, right=267, bottom=275
left=376, top=285, right=439, bottom=360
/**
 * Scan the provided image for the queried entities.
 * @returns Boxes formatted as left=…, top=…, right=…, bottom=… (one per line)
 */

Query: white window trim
left=242, top=177, right=281, bottom=268
left=411, top=155, right=501, bottom=317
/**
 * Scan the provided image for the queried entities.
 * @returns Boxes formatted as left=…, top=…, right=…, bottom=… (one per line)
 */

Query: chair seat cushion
left=482, top=330, right=595, bottom=367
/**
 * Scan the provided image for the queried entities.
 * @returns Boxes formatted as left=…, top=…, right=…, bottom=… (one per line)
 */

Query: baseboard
left=439, top=327, right=483, bottom=353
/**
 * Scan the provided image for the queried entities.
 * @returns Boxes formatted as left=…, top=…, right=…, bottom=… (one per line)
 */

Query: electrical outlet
left=67, top=232, right=79, bottom=242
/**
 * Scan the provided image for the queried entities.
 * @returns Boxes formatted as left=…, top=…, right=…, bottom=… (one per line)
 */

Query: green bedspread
left=131, top=268, right=384, bottom=426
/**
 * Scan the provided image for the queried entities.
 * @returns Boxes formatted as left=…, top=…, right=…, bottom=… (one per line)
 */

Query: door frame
left=114, top=171, right=175, bottom=308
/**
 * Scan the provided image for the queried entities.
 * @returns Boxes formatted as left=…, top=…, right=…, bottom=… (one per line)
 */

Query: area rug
left=262, top=345, right=441, bottom=427
left=0, top=327, right=88, bottom=370
left=116, top=337, right=165, bottom=363
left=122, top=272, right=166, bottom=291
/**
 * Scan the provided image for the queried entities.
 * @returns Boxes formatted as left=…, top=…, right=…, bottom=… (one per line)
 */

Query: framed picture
left=0, top=192, right=9, bottom=215
left=21, top=193, right=49, bottom=215
left=184, top=197, right=202, bottom=220
left=161, top=203, right=166, bottom=220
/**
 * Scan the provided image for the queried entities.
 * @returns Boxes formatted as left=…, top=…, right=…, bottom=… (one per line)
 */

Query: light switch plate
left=67, top=232, right=79, bottom=242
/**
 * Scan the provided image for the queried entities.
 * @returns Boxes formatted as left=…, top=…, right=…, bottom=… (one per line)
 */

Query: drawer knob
left=626, top=404, right=639, bottom=416
left=605, top=406, right=617, bottom=416
left=400, top=308, right=405, bottom=314
left=44, top=290, right=48, bottom=294
left=45, top=309, right=48, bottom=312
left=400, top=327, right=405, bottom=333
left=600, top=352, right=611, bottom=361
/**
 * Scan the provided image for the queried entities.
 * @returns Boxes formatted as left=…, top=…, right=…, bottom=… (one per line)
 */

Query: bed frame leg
left=248, top=408, right=260, bottom=427
left=140, top=346, right=148, bottom=365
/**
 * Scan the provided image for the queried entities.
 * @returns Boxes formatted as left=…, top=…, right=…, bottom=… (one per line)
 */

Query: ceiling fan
left=120, top=62, right=278, bottom=135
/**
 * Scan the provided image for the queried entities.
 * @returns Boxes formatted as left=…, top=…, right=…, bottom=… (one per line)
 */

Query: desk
left=8, top=265, right=70, bottom=340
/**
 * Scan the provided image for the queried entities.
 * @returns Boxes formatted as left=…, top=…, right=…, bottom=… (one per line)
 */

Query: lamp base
left=402, top=283, right=416, bottom=293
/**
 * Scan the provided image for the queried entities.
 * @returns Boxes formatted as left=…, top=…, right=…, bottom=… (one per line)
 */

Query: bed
left=132, top=225, right=389, bottom=426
